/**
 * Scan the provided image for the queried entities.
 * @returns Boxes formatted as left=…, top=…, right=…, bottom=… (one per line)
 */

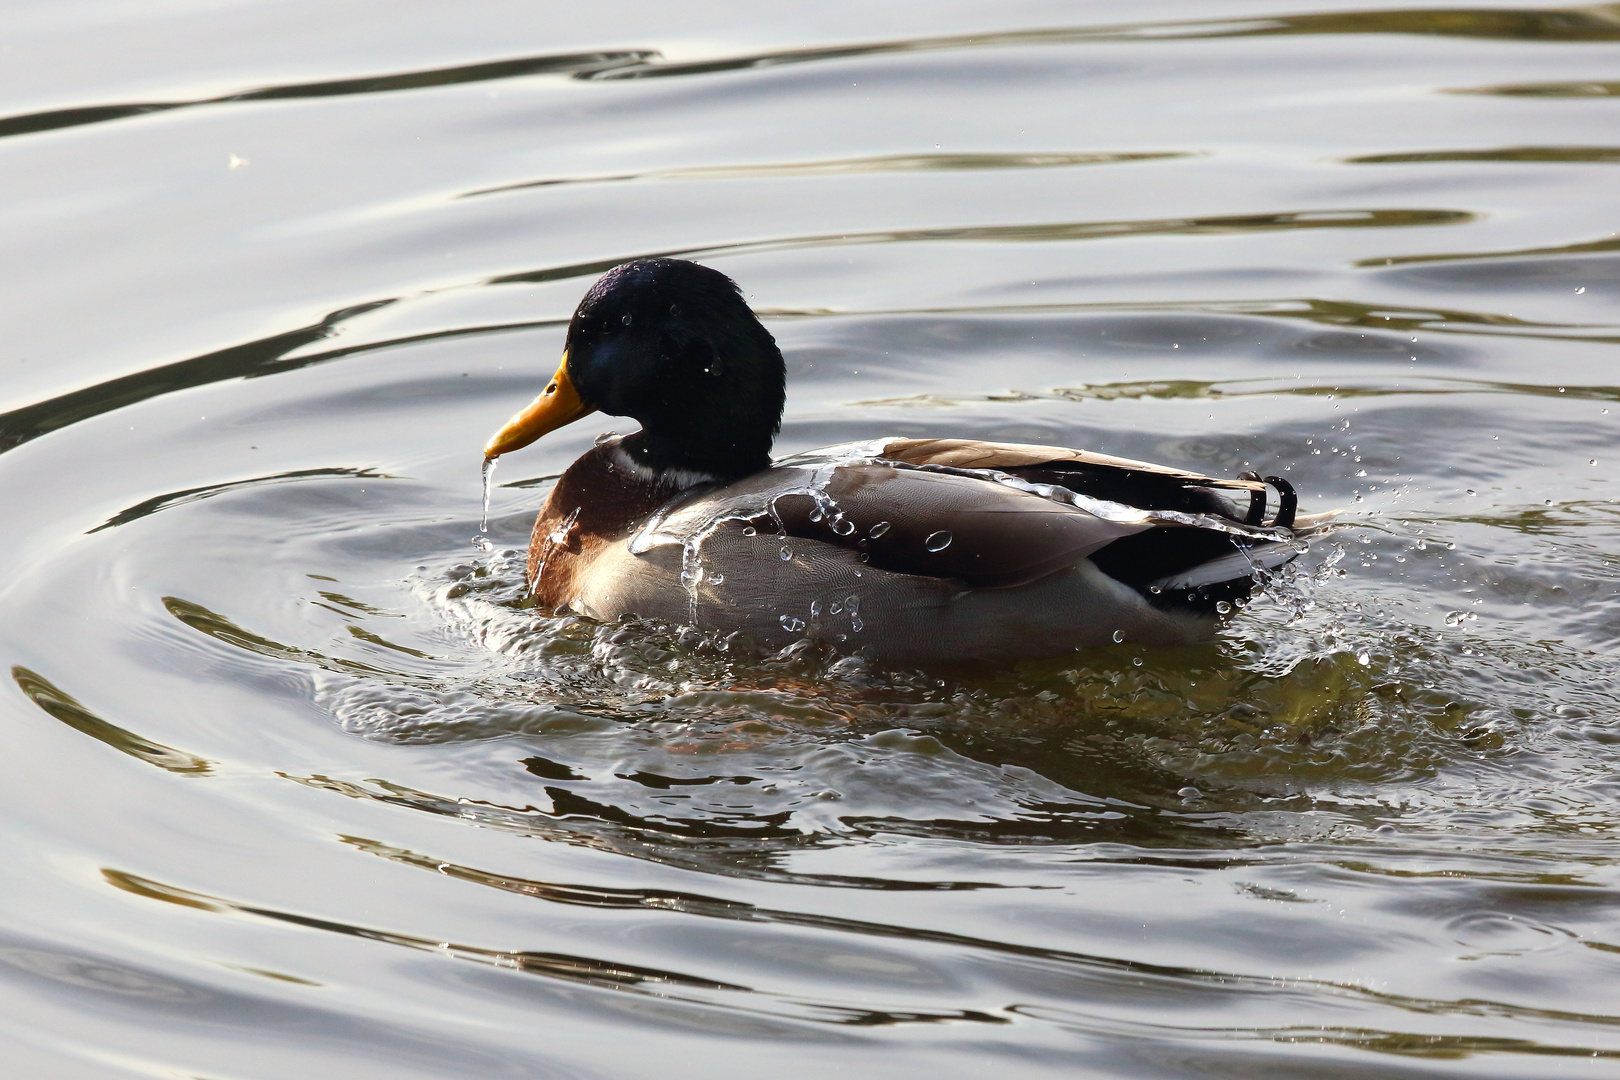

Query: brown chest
left=523, top=445, right=676, bottom=608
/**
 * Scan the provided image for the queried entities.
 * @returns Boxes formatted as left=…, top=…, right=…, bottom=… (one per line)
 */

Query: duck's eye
left=621, top=313, right=633, bottom=326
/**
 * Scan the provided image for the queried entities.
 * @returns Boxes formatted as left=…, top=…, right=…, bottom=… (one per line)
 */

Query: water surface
left=2, top=2, right=1619, bottom=1076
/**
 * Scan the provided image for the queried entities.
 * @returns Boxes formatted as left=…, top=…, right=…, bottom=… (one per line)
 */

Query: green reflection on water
left=10, top=666, right=211, bottom=774
left=1450, top=80, right=1620, bottom=96
left=1357, top=232, right=1620, bottom=266
left=463, top=151, right=1192, bottom=198
left=491, top=208, right=1474, bottom=285
left=0, top=51, right=652, bottom=140
left=1349, top=146, right=1620, bottom=164
left=588, top=5, right=1620, bottom=83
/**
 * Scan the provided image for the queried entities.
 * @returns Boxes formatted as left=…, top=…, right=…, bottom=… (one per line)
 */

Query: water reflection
left=4, top=0, right=1620, bottom=1075
left=12, top=666, right=212, bottom=774
left=463, top=150, right=1194, bottom=198
left=0, top=51, right=654, bottom=140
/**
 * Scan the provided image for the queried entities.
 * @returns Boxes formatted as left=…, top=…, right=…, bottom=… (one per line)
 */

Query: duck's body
left=487, top=259, right=1318, bottom=665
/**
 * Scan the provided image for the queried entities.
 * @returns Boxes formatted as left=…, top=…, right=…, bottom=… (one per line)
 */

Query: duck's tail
left=1087, top=476, right=1331, bottom=618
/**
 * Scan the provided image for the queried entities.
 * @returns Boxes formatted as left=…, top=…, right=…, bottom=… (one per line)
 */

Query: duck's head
left=484, top=259, right=786, bottom=483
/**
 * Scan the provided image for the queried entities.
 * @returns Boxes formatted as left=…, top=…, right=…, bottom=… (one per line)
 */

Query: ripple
left=463, top=151, right=1193, bottom=199
left=1348, top=146, right=1620, bottom=165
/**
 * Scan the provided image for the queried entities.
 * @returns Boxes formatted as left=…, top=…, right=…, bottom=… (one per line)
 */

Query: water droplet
left=1576, top=286, right=1586, bottom=294
left=779, top=615, right=805, bottom=632
left=471, top=535, right=493, bottom=552
left=1215, top=600, right=1232, bottom=614
left=924, top=530, right=953, bottom=552
left=808, top=507, right=824, bottom=522
left=851, top=616, right=864, bottom=632
left=478, top=455, right=498, bottom=537
left=620, top=312, right=632, bottom=325
left=709, top=572, right=723, bottom=584
left=1132, top=656, right=1143, bottom=666
left=1591, top=459, right=1598, bottom=466
left=1465, top=489, right=1476, bottom=496
left=810, top=600, right=823, bottom=617
left=1446, top=541, right=1456, bottom=550
left=669, top=303, right=681, bottom=315
left=1177, top=786, right=1201, bottom=799
left=1375, top=823, right=1397, bottom=835
left=869, top=521, right=891, bottom=539
left=829, top=602, right=842, bottom=614
left=1148, top=585, right=1162, bottom=595
left=1443, top=610, right=1465, bottom=627
left=780, top=547, right=792, bottom=561
left=832, top=517, right=855, bottom=536
left=742, top=526, right=757, bottom=536
left=1111, top=629, right=1124, bottom=643
left=1356, top=650, right=1370, bottom=666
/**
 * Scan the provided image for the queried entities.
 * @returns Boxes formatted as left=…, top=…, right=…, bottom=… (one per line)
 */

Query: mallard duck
left=484, top=258, right=1317, bottom=664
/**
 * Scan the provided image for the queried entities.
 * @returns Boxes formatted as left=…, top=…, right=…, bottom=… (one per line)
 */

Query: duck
left=484, top=258, right=1320, bottom=665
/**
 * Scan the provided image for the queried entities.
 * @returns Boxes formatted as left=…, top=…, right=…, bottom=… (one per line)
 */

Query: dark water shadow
left=100, top=867, right=1006, bottom=1029
left=162, top=596, right=445, bottom=683
left=0, top=208, right=1472, bottom=458
left=0, top=299, right=391, bottom=454
left=1358, top=233, right=1620, bottom=267
left=11, top=6, right=1617, bottom=143
left=771, top=294, right=1616, bottom=347
left=0, top=306, right=555, bottom=457
left=462, top=151, right=1192, bottom=199
left=1449, top=80, right=1620, bottom=96
left=853, top=375, right=1620, bottom=408
left=1348, top=146, right=1620, bottom=164
left=490, top=208, right=1475, bottom=284
left=89, top=467, right=392, bottom=534
left=98, top=859, right=1620, bottom=1056
left=582, top=5, right=1620, bottom=83
left=10, top=666, right=211, bottom=774
left=0, top=50, right=652, bottom=141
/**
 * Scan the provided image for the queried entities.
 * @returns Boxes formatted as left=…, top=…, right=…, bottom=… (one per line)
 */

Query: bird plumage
left=485, top=258, right=1319, bottom=665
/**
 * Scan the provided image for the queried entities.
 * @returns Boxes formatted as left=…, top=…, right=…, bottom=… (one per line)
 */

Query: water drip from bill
left=473, top=455, right=497, bottom=552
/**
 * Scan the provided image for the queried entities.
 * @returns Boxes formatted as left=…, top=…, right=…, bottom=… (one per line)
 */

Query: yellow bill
left=483, top=353, right=596, bottom=458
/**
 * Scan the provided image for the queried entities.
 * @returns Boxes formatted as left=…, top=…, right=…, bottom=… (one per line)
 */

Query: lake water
left=2, top=2, right=1619, bottom=1076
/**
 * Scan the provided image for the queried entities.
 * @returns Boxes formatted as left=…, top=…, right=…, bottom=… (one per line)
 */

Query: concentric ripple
left=3, top=2, right=1620, bottom=1077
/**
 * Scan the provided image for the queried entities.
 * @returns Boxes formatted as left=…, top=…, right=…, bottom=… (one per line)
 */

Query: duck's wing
left=643, top=457, right=1269, bottom=591
left=877, top=437, right=1259, bottom=489
left=642, top=461, right=1154, bottom=589
left=877, top=437, right=1266, bottom=519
